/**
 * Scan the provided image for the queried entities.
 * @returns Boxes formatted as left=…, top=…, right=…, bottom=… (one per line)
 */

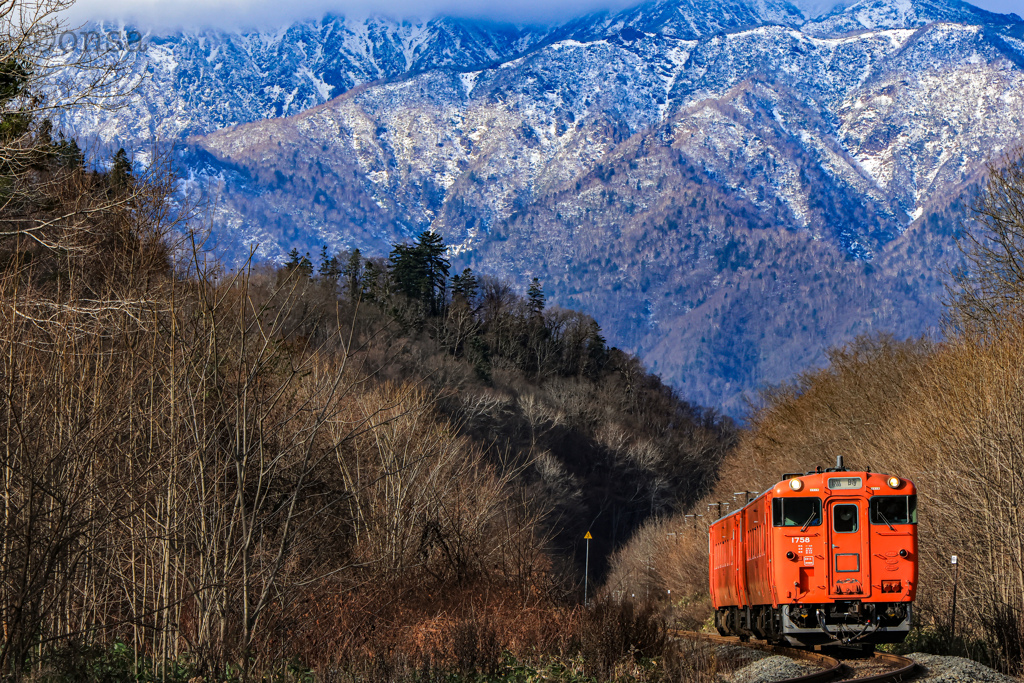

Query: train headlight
left=887, top=476, right=901, bottom=489
left=789, top=478, right=804, bottom=491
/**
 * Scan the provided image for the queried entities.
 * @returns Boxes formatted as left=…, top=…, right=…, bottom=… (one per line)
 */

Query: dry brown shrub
left=269, top=577, right=579, bottom=674
left=870, top=325, right=1024, bottom=671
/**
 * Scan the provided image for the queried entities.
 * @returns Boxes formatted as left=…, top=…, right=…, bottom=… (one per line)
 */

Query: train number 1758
left=790, top=537, right=811, bottom=544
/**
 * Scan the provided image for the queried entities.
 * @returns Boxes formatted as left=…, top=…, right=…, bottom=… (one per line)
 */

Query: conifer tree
left=58, top=136, right=83, bottom=168
left=585, top=321, right=608, bottom=378
left=318, top=245, right=341, bottom=282
left=419, top=230, right=450, bottom=315
left=299, top=253, right=313, bottom=278
left=389, top=231, right=450, bottom=315
left=0, top=57, right=29, bottom=146
left=528, top=278, right=545, bottom=317
left=362, top=259, right=381, bottom=301
left=451, top=268, right=479, bottom=305
left=389, top=242, right=422, bottom=298
left=343, top=248, right=362, bottom=298
left=110, top=148, right=132, bottom=189
left=285, top=248, right=313, bottom=278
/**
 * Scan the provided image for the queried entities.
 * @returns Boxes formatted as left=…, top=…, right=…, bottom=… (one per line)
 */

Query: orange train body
left=709, top=467, right=917, bottom=647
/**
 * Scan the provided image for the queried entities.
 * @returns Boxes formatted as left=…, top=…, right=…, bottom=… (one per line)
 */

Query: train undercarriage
left=714, top=602, right=912, bottom=648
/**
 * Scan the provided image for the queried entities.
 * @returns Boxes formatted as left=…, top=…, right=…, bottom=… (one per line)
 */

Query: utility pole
left=733, top=491, right=759, bottom=505
left=584, top=531, right=593, bottom=606
left=708, top=502, right=729, bottom=519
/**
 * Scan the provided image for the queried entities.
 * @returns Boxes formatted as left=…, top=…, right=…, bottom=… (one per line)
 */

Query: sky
left=64, top=0, right=1024, bottom=31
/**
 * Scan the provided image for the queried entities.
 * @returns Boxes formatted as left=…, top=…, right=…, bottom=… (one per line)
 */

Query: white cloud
left=61, top=0, right=1023, bottom=32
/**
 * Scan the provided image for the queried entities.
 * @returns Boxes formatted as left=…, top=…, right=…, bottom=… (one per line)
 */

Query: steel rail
left=843, top=652, right=918, bottom=683
left=669, top=630, right=918, bottom=683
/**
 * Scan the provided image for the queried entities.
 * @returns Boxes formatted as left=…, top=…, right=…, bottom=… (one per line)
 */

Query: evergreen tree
left=298, top=253, right=313, bottom=279
left=110, top=148, right=133, bottom=192
left=418, top=231, right=450, bottom=315
left=528, top=278, right=545, bottom=318
left=318, top=245, right=341, bottom=282
left=0, top=57, right=29, bottom=144
left=389, top=231, right=450, bottom=315
left=56, top=133, right=83, bottom=168
left=363, top=259, right=381, bottom=300
left=0, top=56, right=27, bottom=102
left=451, top=267, right=478, bottom=305
left=389, top=242, right=423, bottom=299
left=285, top=248, right=313, bottom=279
left=343, top=248, right=362, bottom=298
left=585, top=321, right=608, bottom=378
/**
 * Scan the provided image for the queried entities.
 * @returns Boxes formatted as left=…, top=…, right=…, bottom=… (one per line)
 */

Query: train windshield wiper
left=876, top=509, right=897, bottom=532
left=800, top=511, right=818, bottom=532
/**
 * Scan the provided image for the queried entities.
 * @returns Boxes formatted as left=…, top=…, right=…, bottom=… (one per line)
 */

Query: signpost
left=584, top=531, right=593, bottom=607
left=951, top=555, right=959, bottom=640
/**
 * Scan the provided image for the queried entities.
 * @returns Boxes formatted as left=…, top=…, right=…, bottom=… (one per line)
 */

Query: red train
left=709, top=457, right=917, bottom=648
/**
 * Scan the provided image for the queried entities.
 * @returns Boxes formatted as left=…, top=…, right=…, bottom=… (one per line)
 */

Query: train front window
left=833, top=504, right=859, bottom=533
left=870, top=495, right=918, bottom=526
left=772, top=497, right=822, bottom=528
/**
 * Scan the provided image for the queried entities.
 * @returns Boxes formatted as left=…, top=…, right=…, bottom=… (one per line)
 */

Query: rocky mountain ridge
left=64, top=0, right=1024, bottom=412
left=72, top=0, right=1021, bottom=143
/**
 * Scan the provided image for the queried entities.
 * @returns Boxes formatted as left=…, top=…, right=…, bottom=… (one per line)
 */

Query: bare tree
left=947, top=147, right=1024, bottom=334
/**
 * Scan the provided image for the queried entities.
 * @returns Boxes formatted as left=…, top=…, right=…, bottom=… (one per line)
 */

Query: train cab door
left=826, top=499, right=871, bottom=598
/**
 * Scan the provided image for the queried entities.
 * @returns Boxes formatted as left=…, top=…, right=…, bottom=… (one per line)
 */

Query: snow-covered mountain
left=803, top=0, right=1021, bottom=35
left=65, top=0, right=913, bottom=142
left=64, top=0, right=1024, bottom=412
left=64, top=16, right=550, bottom=141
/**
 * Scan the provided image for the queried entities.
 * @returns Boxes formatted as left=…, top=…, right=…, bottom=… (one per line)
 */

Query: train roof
left=708, top=470, right=915, bottom=524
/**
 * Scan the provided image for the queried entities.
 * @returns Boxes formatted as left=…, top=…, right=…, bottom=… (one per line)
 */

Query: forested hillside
left=267, top=232, right=736, bottom=572
left=0, top=8, right=735, bottom=678
left=607, top=149, right=1024, bottom=675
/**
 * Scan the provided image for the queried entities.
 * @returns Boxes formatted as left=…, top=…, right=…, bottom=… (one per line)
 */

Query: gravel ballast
left=906, top=653, right=1018, bottom=683
left=724, top=654, right=821, bottom=682
left=718, top=649, right=1019, bottom=682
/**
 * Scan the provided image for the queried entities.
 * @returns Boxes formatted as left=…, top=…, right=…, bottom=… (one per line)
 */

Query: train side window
left=833, top=504, right=859, bottom=533
left=772, top=497, right=822, bottom=527
left=870, top=495, right=917, bottom=525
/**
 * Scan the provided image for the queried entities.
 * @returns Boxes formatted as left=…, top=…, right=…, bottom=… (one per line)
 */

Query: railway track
left=669, top=630, right=918, bottom=683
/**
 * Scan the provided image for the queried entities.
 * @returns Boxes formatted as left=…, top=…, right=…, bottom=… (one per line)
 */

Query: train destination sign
left=827, top=477, right=863, bottom=490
